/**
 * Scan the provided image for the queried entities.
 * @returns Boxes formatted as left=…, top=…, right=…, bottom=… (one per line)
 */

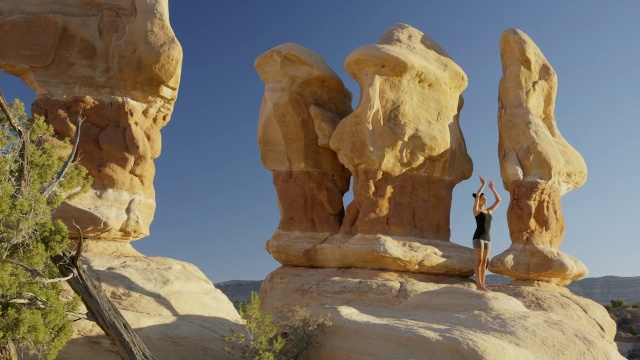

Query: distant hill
left=566, top=276, right=640, bottom=305
left=485, top=274, right=640, bottom=304
left=216, top=275, right=640, bottom=308
left=215, top=280, right=262, bottom=309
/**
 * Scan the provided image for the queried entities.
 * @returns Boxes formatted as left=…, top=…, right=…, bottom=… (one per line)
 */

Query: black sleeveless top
left=473, top=211, right=492, bottom=241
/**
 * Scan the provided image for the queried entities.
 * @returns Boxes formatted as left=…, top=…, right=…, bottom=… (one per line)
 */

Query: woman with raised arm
left=472, top=175, right=501, bottom=291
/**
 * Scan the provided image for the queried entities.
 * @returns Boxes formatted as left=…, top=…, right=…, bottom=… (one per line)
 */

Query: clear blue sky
left=2, top=1, right=639, bottom=282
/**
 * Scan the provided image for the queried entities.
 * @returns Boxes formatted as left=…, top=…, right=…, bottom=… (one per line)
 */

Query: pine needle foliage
left=0, top=98, right=91, bottom=359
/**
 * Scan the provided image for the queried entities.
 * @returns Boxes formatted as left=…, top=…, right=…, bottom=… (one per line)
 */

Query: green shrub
left=603, top=303, right=612, bottom=311
left=633, top=302, right=640, bottom=309
left=224, top=292, right=285, bottom=359
left=611, top=299, right=627, bottom=308
left=1, top=96, right=90, bottom=359
left=224, top=293, right=332, bottom=360
left=629, top=325, right=638, bottom=336
left=618, top=313, right=633, bottom=327
left=278, top=307, right=331, bottom=360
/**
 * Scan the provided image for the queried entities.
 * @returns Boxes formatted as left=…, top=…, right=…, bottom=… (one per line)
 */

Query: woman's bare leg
left=474, top=248, right=484, bottom=290
left=479, top=246, right=491, bottom=291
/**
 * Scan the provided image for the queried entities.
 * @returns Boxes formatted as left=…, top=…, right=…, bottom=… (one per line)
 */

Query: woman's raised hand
left=479, top=175, right=486, bottom=185
left=488, top=180, right=495, bottom=190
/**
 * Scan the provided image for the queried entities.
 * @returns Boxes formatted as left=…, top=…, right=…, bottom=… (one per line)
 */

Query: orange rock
left=0, top=1, right=182, bottom=240
left=255, top=43, right=352, bottom=233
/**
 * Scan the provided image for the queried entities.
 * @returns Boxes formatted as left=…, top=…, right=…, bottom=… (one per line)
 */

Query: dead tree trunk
left=0, top=341, right=17, bottom=360
left=53, top=247, right=156, bottom=360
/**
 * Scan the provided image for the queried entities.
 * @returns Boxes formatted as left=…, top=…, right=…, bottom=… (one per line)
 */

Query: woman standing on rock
left=472, top=175, right=501, bottom=291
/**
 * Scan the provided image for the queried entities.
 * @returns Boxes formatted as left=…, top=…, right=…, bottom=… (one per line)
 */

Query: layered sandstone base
left=273, top=170, right=350, bottom=233
left=266, top=231, right=475, bottom=276
left=507, top=180, right=565, bottom=247
left=490, top=180, right=587, bottom=284
left=53, top=190, right=155, bottom=241
left=489, top=243, right=588, bottom=286
left=35, top=95, right=168, bottom=240
left=342, top=171, right=456, bottom=240
left=260, top=267, right=622, bottom=360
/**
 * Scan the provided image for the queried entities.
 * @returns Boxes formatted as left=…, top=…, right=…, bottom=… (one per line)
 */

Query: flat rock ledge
left=266, top=230, right=475, bottom=276
left=489, top=243, right=588, bottom=285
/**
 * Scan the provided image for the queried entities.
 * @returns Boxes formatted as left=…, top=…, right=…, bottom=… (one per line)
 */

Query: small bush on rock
left=224, top=292, right=331, bottom=360
left=278, top=306, right=331, bottom=360
left=223, top=292, right=285, bottom=360
left=611, top=299, right=627, bottom=308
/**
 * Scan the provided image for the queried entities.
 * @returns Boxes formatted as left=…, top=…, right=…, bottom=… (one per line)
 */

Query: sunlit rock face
left=260, top=267, right=623, bottom=360
left=258, top=24, right=475, bottom=276
left=0, top=0, right=182, bottom=241
left=255, top=43, right=352, bottom=234
left=333, top=23, right=473, bottom=239
left=56, top=242, right=243, bottom=360
left=489, top=28, right=588, bottom=285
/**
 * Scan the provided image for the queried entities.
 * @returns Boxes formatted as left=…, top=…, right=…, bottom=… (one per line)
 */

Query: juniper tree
left=0, top=94, right=90, bottom=360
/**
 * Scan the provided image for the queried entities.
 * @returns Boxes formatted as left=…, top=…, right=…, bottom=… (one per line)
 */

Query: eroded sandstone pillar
left=255, top=43, right=353, bottom=234
left=260, top=25, right=475, bottom=276
left=0, top=0, right=182, bottom=241
left=331, top=24, right=473, bottom=240
left=488, top=29, right=588, bottom=285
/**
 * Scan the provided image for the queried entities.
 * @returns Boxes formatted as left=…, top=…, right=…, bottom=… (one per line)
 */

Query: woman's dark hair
left=472, top=193, right=485, bottom=198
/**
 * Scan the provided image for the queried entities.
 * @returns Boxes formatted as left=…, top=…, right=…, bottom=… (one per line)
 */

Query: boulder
left=260, top=267, right=623, bottom=360
left=489, top=28, right=588, bottom=284
left=57, top=243, right=242, bottom=360
left=0, top=0, right=182, bottom=241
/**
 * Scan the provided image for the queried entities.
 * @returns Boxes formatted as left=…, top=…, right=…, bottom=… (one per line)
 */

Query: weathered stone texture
left=255, top=43, right=352, bottom=233
left=332, top=24, right=472, bottom=239
left=0, top=0, right=182, bottom=240
left=258, top=24, right=474, bottom=276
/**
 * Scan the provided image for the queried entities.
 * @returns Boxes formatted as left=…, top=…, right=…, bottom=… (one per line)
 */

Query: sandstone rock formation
left=489, top=29, right=588, bottom=285
left=260, top=24, right=475, bottom=276
left=333, top=23, right=472, bottom=238
left=57, top=242, right=242, bottom=360
left=260, top=267, right=623, bottom=360
left=255, top=43, right=352, bottom=233
left=0, top=0, right=182, bottom=241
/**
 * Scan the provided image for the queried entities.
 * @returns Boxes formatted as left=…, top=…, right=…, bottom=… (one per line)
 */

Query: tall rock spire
left=489, top=28, right=588, bottom=285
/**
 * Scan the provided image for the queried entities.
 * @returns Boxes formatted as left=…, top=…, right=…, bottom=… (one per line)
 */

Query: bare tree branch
left=6, top=292, right=47, bottom=309
left=0, top=258, right=76, bottom=286
left=43, top=273, right=74, bottom=284
left=0, top=90, right=30, bottom=193
left=42, top=113, right=85, bottom=198
left=72, top=221, right=84, bottom=268
left=0, top=258, right=45, bottom=279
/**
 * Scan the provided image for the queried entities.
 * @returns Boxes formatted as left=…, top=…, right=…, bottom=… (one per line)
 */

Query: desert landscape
left=1, top=1, right=639, bottom=360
